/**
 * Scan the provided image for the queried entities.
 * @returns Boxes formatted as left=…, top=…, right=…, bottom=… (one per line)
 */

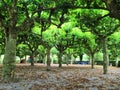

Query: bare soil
left=0, top=64, right=120, bottom=90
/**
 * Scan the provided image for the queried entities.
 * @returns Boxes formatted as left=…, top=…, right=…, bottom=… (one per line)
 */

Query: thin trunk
left=91, top=53, right=94, bottom=69
left=115, top=56, right=119, bottom=67
left=107, top=54, right=110, bottom=66
left=46, top=48, right=51, bottom=71
left=3, top=31, right=17, bottom=81
left=51, top=54, right=53, bottom=64
left=102, top=38, right=108, bottom=74
left=66, top=54, right=70, bottom=65
left=30, top=54, right=34, bottom=66
left=24, top=50, right=27, bottom=62
left=58, top=52, right=63, bottom=68
left=79, top=54, right=83, bottom=61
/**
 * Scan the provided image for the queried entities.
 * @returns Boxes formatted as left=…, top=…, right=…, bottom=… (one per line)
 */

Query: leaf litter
left=0, top=64, right=120, bottom=90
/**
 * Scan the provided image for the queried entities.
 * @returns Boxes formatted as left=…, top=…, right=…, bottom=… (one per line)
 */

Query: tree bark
left=46, top=48, right=51, bottom=71
left=90, top=53, right=94, bottom=69
left=30, top=54, right=34, bottom=66
left=66, top=54, right=70, bottom=65
left=79, top=54, right=83, bottom=61
left=102, top=38, right=108, bottom=74
left=2, top=30, right=17, bottom=81
left=58, top=52, right=63, bottom=68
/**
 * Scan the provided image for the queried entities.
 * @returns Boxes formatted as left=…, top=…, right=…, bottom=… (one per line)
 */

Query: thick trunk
left=102, top=38, right=108, bottom=74
left=46, top=48, right=51, bottom=71
left=2, top=31, right=17, bottom=81
left=58, top=52, right=63, bottom=68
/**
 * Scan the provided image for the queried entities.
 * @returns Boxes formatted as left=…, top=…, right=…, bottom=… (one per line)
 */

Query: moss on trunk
left=102, top=38, right=108, bottom=74
left=2, top=32, right=17, bottom=81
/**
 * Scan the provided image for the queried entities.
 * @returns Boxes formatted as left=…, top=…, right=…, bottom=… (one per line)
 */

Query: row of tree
left=0, top=0, right=120, bottom=81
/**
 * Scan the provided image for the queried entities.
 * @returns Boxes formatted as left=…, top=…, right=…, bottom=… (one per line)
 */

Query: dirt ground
left=0, top=64, right=120, bottom=90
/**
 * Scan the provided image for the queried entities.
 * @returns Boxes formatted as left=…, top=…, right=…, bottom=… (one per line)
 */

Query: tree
left=71, top=7, right=120, bottom=73
left=94, top=17, right=119, bottom=74
left=80, top=10, right=120, bottom=74
left=23, top=33, right=41, bottom=66
left=42, top=26, right=56, bottom=70
left=83, top=32, right=98, bottom=69
left=0, top=0, right=25, bottom=80
left=70, top=27, right=85, bottom=62
left=53, top=22, right=76, bottom=67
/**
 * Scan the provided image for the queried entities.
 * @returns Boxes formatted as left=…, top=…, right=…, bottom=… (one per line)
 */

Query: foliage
left=94, top=52, right=103, bottom=61
left=83, top=32, right=96, bottom=50
left=42, top=26, right=57, bottom=48
left=108, top=31, right=120, bottom=59
left=50, top=47, right=59, bottom=55
left=16, top=44, right=29, bottom=58
left=0, top=29, right=5, bottom=55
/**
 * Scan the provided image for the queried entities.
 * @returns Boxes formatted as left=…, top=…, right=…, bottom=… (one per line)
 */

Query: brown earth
left=0, top=64, right=120, bottom=90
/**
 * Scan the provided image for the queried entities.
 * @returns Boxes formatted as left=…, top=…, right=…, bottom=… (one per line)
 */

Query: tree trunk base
left=46, top=66, right=51, bottom=71
left=2, top=63, right=15, bottom=82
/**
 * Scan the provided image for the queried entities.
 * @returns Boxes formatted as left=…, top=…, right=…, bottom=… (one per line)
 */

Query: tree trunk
left=2, top=31, right=17, bottom=81
left=46, top=48, right=51, bottom=71
left=58, top=52, right=63, bottom=68
left=66, top=54, right=70, bottom=65
left=115, top=56, right=119, bottom=67
left=30, top=54, right=34, bottom=66
left=90, top=53, right=94, bottom=69
left=102, top=38, right=108, bottom=74
left=79, top=54, right=83, bottom=61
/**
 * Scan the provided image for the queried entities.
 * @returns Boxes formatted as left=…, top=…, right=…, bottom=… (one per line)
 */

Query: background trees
left=54, top=23, right=73, bottom=68
left=83, top=32, right=98, bottom=69
left=74, top=9, right=120, bottom=74
left=0, top=0, right=120, bottom=81
left=42, top=26, right=56, bottom=70
left=0, top=0, right=69, bottom=80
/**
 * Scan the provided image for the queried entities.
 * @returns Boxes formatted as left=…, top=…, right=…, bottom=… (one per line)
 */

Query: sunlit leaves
left=94, top=17, right=120, bottom=37
left=41, top=11, right=50, bottom=20
left=37, top=45, right=46, bottom=56
left=71, top=27, right=83, bottom=38
left=42, top=26, right=56, bottom=47
left=84, top=32, right=96, bottom=49
left=62, top=22, right=76, bottom=32
left=32, top=22, right=41, bottom=34
left=17, top=44, right=29, bottom=58
left=108, top=31, right=120, bottom=57
left=50, top=47, right=59, bottom=55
